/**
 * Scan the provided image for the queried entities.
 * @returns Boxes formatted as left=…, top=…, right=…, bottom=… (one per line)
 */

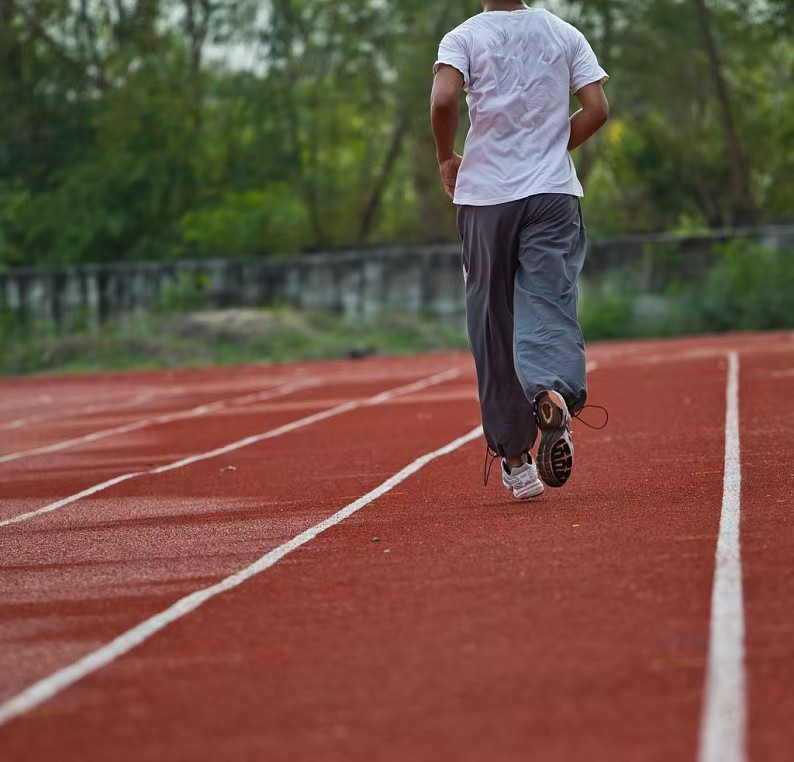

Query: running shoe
left=533, top=390, right=574, bottom=488
left=501, top=454, right=544, bottom=500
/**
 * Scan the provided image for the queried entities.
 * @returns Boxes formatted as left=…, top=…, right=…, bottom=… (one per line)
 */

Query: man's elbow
left=595, top=100, right=610, bottom=127
left=430, top=92, right=457, bottom=117
left=598, top=98, right=609, bottom=127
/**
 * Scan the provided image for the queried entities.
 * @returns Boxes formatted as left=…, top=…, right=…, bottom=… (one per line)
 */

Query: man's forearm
left=568, top=106, right=608, bottom=151
left=431, top=100, right=458, bottom=161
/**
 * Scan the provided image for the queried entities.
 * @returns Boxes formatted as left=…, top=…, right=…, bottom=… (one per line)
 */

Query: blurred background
left=1, top=0, right=792, bottom=374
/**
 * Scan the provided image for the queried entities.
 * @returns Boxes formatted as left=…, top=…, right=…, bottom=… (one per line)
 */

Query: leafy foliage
left=580, top=240, right=794, bottom=338
left=0, top=0, right=792, bottom=267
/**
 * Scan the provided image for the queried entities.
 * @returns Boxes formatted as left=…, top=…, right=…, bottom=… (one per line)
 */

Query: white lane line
left=0, top=380, right=319, bottom=465
left=0, top=387, right=190, bottom=432
left=698, top=351, right=746, bottom=762
left=0, top=423, right=482, bottom=726
left=0, top=369, right=460, bottom=528
left=0, top=367, right=425, bottom=433
left=0, top=393, right=54, bottom=413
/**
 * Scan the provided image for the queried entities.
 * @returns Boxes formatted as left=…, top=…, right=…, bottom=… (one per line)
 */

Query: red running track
left=0, top=333, right=792, bottom=761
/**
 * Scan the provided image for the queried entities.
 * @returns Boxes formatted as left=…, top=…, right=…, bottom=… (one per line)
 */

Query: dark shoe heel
left=536, top=434, right=573, bottom=488
left=533, top=391, right=574, bottom=488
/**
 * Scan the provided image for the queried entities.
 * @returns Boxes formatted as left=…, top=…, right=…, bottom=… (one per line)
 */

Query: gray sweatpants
left=457, top=193, right=588, bottom=457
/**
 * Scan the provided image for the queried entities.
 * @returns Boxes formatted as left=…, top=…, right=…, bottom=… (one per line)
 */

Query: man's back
left=435, top=9, right=607, bottom=206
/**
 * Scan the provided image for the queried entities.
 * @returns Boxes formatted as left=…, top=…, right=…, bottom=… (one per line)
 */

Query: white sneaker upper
left=501, top=457, right=544, bottom=500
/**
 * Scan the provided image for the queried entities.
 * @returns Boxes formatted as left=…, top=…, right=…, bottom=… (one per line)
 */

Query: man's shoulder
left=538, top=10, right=581, bottom=39
left=441, top=14, right=482, bottom=41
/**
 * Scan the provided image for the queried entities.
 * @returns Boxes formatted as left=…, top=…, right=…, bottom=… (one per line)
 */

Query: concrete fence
left=1, top=226, right=792, bottom=330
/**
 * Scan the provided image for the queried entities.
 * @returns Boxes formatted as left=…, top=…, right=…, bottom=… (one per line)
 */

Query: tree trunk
left=183, top=0, right=209, bottom=131
left=690, top=0, right=757, bottom=225
left=403, top=0, right=461, bottom=240
left=357, top=113, right=410, bottom=242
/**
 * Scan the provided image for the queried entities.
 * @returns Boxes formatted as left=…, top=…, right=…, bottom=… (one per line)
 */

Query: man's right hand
left=438, top=153, right=463, bottom=200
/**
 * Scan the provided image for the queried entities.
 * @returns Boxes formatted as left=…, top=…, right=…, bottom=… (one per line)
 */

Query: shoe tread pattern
left=534, top=392, right=574, bottom=488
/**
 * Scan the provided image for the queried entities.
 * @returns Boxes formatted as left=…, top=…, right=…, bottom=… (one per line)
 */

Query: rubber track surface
left=0, top=335, right=791, bottom=761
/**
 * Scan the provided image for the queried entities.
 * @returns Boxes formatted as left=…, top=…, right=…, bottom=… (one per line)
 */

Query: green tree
left=0, top=0, right=792, bottom=266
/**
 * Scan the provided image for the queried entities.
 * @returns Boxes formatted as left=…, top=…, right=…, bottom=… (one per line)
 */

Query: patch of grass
left=0, top=308, right=469, bottom=376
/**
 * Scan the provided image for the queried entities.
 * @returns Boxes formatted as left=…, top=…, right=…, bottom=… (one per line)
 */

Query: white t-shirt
left=434, top=8, right=608, bottom=206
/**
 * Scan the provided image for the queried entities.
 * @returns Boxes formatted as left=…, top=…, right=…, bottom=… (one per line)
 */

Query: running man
left=431, top=1, right=609, bottom=499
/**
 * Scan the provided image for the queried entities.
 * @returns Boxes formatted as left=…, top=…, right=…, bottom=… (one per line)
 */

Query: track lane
left=0, top=386, right=192, bottom=433
left=587, top=330, right=792, bottom=371
left=0, top=426, right=484, bottom=726
left=0, top=375, right=479, bottom=707
left=1, top=334, right=791, bottom=761
left=0, top=370, right=463, bottom=523
left=0, top=378, right=319, bottom=464
left=0, top=378, right=298, bottom=453
left=741, top=346, right=794, bottom=762
left=0, top=356, right=462, bottom=454
left=0, top=353, right=727, bottom=761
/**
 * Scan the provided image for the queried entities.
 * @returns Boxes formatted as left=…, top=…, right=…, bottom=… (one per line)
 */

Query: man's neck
left=482, top=1, right=529, bottom=11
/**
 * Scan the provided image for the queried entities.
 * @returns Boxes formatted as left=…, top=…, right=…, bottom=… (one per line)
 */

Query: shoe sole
left=534, top=391, right=574, bottom=488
